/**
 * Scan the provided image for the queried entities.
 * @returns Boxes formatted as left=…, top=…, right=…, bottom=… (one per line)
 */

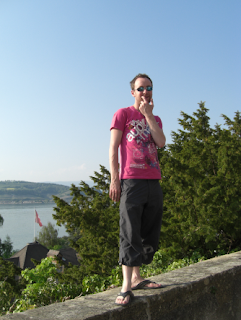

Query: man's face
left=131, top=77, right=153, bottom=107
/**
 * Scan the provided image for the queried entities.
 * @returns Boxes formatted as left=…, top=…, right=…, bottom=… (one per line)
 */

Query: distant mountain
left=0, top=181, right=72, bottom=204
left=49, top=180, right=94, bottom=187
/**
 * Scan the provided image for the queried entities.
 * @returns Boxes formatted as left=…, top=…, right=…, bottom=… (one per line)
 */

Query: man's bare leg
left=115, top=265, right=133, bottom=305
left=131, top=266, right=162, bottom=288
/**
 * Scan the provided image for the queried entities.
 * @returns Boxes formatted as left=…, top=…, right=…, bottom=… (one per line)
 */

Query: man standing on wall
left=109, top=73, right=166, bottom=306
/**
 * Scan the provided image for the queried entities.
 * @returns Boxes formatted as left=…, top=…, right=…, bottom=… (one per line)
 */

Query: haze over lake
left=0, top=203, right=68, bottom=251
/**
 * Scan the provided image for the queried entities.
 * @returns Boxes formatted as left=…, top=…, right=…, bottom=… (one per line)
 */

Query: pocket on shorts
left=120, top=179, right=133, bottom=197
left=120, top=179, right=144, bottom=199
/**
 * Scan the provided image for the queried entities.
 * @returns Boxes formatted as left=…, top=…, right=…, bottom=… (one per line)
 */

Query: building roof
left=5, top=256, right=20, bottom=267
left=47, top=247, right=80, bottom=266
left=8, top=242, right=80, bottom=270
left=10, top=241, right=49, bottom=269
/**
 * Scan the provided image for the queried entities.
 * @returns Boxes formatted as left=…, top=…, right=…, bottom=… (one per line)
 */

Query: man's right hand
left=109, top=180, right=121, bottom=202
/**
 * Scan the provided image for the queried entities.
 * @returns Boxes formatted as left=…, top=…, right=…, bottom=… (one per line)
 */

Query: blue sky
left=0, top=0, right=240, bottom=183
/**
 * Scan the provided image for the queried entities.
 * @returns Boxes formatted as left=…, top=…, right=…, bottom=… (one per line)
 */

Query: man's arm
left=139, top=97, right=166, bottom=148
left=109, top=128, right=123, bottom=202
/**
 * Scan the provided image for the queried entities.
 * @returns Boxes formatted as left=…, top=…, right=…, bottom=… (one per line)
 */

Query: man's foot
left=115, top=291, right=134, bottom=306
left=131, top=279, right=163, bottom=290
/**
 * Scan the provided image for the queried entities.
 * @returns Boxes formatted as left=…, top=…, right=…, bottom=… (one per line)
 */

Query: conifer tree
left=53, top=165, right=119, bottom=277
left=0, top=214, right=4, bottom=255
left=159, top=103, right=241, bottom=258
left=35, top=222, right=63, bottom=249
left=0, top=257, right=26, bottom=315
left=0, top=215, right=14, bottom=258
left=0, top=236, right=13, bottom=258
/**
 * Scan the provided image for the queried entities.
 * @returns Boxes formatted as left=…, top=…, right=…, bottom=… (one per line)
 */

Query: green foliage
left=35, top=222, right=69, bottom=249
left=53, top=165, right=120, bottom=277
left=52, top=236, right=70, bottom=250
left=159, top=103, right=241, bottom=259
left=140, top=249, right=204, bottom=277
left=0, top=216, right=15, bottom=259
left=35, top=222, right=58, bottom=248
left=13, top=257, right=82, bottom=313
left=0, top=235, right=14, bottom=258
left=81, top=265, right=123, bottom=294
left=62, top=248, right=204, bottom=296
left=0, top=258, right=26, bottom=316
left=57, top=262, right=83, bottom=286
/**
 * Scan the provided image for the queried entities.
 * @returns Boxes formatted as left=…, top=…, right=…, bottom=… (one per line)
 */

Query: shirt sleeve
left=110, top=108, right=127, bottom=132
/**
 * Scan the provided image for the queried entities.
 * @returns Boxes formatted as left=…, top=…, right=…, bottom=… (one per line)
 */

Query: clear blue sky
left=0, top=0, right=240, bottom=183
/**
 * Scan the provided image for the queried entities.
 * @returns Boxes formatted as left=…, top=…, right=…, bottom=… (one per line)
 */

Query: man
left=109, top=73, right=166, bottom=306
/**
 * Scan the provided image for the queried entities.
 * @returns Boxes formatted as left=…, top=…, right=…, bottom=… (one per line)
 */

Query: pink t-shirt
left=110, top=106, right=162, bottom=180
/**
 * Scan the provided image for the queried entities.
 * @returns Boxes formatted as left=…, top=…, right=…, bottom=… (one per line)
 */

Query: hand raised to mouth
left=139, top=96, right=154, bottom=117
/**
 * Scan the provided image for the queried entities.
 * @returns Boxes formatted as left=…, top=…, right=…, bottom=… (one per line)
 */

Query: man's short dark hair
left=130, top=73, right=153, bottom=90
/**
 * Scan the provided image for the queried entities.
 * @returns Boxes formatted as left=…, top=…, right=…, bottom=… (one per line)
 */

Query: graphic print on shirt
left=126, top=119, right=159, bottom=170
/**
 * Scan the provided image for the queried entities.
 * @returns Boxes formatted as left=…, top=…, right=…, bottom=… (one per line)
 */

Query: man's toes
left=148, top=282, right=162, bottom=288
left=115, top=295, right=129, bottom=305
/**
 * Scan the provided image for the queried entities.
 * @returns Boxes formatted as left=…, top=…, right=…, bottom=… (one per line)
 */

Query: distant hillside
left=51, top=180, right=94, bottom=187
left=0, top=181, right=72, bottom=204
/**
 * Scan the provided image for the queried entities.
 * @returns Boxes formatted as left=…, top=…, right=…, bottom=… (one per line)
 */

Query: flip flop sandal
left=115, top=290, right=134, bottom=306
left=131, top=279, right=163, bottom=290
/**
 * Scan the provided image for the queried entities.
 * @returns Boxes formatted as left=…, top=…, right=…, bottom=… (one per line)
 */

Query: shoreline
left=0, top=201, right=54, bottom=205
left=0, top=198, right=72, bottom=205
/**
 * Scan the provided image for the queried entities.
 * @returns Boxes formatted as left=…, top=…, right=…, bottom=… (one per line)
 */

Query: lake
left=0, top=203, right=68, bottom=251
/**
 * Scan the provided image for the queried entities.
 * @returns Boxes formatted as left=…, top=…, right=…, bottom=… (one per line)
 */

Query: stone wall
left=2, top=251, right=241, bottom=320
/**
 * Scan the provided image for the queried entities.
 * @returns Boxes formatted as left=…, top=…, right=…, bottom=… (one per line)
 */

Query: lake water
left=0, top=203, right=68, bottom=251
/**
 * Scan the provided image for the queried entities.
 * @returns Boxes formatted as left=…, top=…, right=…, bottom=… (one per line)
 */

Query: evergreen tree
left=159, top=102, right=241, bottom=258
left=35, top=222, right=58, bottom=249
left=0, top=236, right=14, bottom=258
left=0, top=212, right=14, bottom=258
left=0, top=214, right=4, bottom=257
left=53, top=165, right=119, bottom=277
left=35, top=222, right=70, bottom=250
left=0, top=257, right=26, bottom=315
